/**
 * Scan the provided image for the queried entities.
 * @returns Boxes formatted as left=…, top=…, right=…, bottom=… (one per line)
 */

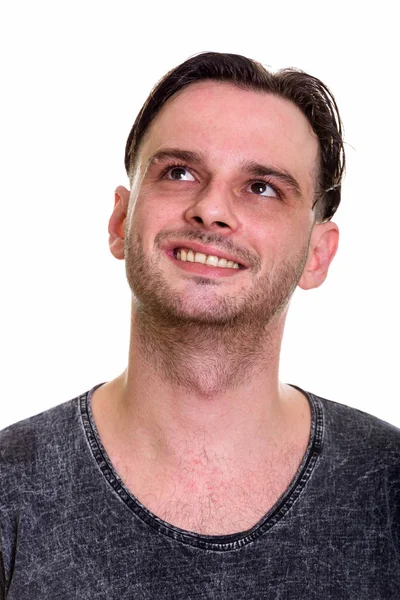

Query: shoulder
left=315, top=393, right=400, bottom=441
left=0, top=391, right=87, bottom=498
left=311, top=392, right=400, bottom=472
left=0, top=394, right=82, bottom=456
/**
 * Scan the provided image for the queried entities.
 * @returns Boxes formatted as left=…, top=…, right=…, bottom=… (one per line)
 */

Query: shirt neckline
left=80, top=382, right=323, bottom=551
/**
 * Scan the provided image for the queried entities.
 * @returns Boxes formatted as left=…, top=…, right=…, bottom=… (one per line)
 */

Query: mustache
left=154, top=229, right=261, bottom=271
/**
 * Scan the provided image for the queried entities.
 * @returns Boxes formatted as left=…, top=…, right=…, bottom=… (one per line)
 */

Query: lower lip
left=166, top=251, right=244, bottom=278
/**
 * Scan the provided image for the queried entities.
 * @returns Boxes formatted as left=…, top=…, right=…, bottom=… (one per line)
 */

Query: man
left=1, top=52, right=399, bottom=599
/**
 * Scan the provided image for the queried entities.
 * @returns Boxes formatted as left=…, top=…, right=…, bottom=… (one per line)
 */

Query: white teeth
left=194, top=252, right=206, bottom=264
left=206, top=255, right=218, bottom=267
left=175, top=248, right=240, bottom=269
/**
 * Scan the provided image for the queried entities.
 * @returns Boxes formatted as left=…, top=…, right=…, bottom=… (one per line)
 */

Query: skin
left=92, top=81, right=339, bottom=534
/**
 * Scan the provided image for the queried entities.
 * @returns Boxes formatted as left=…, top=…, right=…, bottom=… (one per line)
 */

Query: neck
left=131, top=304, right=282, bottom=397
left=91, top=303, right=312, bottom=516
left=103, top=304, right=301, bottom=467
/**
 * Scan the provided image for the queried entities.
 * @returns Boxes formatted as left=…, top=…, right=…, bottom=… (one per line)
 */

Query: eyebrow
left=146, top=149, right=204, bottom=169
left=240, top=159, right=302, bottom=198
left=146, top=148, right=303, bottom=197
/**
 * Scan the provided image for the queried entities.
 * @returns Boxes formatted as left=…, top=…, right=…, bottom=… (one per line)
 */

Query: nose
left=184, top=183, right=240, bottom=232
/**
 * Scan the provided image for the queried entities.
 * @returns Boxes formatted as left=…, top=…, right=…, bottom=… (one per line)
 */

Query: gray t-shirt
left=1, top=384, right=400, bottom=599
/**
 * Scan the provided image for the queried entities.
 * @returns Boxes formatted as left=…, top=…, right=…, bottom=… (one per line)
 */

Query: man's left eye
left=166, top=167, right=195, bottom=181
left=248, top=181, right=278, bottom=197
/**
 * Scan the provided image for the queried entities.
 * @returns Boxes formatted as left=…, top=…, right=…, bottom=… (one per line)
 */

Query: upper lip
left=162, top=240, right=248, bottom=268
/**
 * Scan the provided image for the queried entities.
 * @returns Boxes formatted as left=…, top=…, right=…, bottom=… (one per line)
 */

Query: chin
left=133, top=288, right=243, bottom=325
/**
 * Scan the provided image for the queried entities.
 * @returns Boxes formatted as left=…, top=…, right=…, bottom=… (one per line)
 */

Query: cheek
left=129, top=192, right=179, bottom=249
left=247, top=216, right=312, bottom=269
left=244, top=215, right=288, bottom=249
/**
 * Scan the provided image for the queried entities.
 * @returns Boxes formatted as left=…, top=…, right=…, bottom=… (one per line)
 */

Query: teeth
left=195, top=252, right=206, bottom=264
left=174, top=248, right=240, bottom=269
left=206, top=255, right=218, bottom=267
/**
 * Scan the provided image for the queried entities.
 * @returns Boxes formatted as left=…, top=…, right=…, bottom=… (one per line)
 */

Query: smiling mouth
left=173, top=247, right=243, bottom=270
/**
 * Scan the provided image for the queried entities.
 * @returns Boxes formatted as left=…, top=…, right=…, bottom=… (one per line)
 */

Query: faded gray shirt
left=1, top=384, right=400, bottom=599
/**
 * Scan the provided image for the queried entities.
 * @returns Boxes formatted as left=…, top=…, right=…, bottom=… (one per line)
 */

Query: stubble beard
left=124, top=228, right=310, bottom=396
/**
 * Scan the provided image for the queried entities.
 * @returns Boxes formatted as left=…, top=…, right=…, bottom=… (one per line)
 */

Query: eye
left=165, top=166, right=195, bottom=181
left=247, top=181, right=278, bottom=198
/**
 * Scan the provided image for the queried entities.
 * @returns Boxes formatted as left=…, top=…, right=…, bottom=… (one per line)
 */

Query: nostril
left=191, top=216, right=229, bottom=228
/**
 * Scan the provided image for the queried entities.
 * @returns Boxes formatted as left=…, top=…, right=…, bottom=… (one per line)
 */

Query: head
left=109, top=52, right=344, bottom=331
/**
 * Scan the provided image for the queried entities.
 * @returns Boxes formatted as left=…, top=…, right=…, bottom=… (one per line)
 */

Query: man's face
left=123, top=81, right=320, bottom=327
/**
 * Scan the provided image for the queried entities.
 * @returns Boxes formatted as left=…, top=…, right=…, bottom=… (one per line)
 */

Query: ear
left=298, top=221, right=339, bottom=290
left=108, top=185, right=130, bottom=260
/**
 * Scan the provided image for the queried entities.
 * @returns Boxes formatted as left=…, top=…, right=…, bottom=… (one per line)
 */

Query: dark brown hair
left=125, top=52, right=345, bottom=222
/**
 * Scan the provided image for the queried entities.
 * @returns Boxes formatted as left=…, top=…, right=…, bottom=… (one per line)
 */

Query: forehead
left=140, top=81, right=319, bottom=190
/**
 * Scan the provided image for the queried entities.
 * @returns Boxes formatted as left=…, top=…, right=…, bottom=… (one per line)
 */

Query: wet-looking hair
left=125, top=52, right=345, bottom=222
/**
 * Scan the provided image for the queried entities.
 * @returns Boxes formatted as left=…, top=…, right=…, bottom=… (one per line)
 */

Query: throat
left=134, top=312, right=274, bottom=396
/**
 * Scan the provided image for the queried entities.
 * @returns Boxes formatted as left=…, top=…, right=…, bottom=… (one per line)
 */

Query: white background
left=0, top=1, right=398, bottom=429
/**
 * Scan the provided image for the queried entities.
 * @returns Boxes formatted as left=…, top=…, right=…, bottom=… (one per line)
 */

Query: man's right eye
left=165, top=166, right=195, bottom=181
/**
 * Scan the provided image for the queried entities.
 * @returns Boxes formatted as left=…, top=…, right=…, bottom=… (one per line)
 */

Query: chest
left=118, top=455, right=299, bottom=535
